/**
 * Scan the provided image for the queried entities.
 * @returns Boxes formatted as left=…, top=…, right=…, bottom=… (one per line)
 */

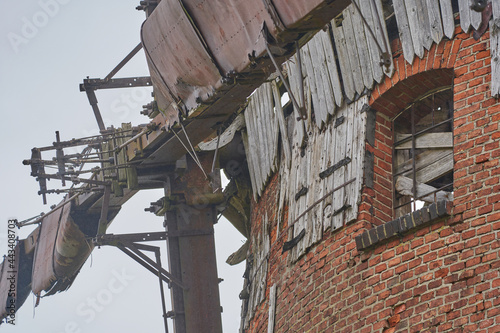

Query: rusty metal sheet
left=0, top=242, right=33, bottom=321
left=32, top=199, right=93, bottom=295
left=32, top=203, right=63, bottom=294
left=272, top=0, right=352, bottom=29
left=54, top=212, right=93, bottom=279
left=182, top=0, right=277, bottom=75
left=271, top=0, right=324, bottom=28
left=141, top=0, right=222, bottom=112
left=138, top=0, right=350, bottom=166
left=0, top=257, right=13, bottom=321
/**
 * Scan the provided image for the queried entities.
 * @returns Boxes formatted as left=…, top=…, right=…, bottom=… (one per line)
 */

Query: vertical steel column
left=164, top=153, right=223, bottom=333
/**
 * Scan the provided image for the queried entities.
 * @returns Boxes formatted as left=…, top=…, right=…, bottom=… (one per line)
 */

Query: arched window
left=393, top=88, right=454, bottom=218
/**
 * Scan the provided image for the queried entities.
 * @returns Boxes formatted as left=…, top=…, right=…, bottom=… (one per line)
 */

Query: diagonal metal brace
left=264, top=38, right=307, bottom=120
left=116, top=242, right=187, bottom=290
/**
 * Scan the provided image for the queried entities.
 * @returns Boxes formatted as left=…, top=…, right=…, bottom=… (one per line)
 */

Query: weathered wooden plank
left=458, top=0, right=471, bottom=33
left=265, top=83, right=279, bottom=173
left=247, top=213, right=270, bottom=321
left=396, top=148, right=453, bottom=176
left=397, top=149, right=453, bottom=185
left=272, top=81, right=292, bottom=167
left=351, top=1, right=375, bottom=90
left=439, top=0, right=455, bottom=39
left=332, top=104, right=348, bottom=230
left=346, top=99, right=368, bottom=222
left=395, top=176, right=453, bottom=202
left=303, top=41, right=327, bottom=128
left=311, top=31, right=337, bottom=120
left=310, top=130, right=324, bottom=246
left=226, top=240, right=249, bottom=265
left=332, top=17, right=356, bottom=101
left=244, top=100, right=263, bottom=197
left=342, top=7, right=365, bottom=95
left=414, top=152, right=453, bottom=184
left=241, top=128, right=258, bottom=200
left=277, top=152, right=289, bottom=230
left=261, top=84, right=275, bottom=177
left=345, top=101, right=359, bottom=223
left=470, top=4, right=482, bottom=30
left=493, top=0, right=500, bottom=19
left=417, top=0, right=434, bottom=50
left=198, top=113, right=245, bottom=151
left=491, top=19, right=500, bottom=98
left=267, top=284, right=277, bottom=333
left=340, top=101, right=355, bottom=225
left=373, top=0, right=395, bottom=77
left=393, top=0, right=416, bottom=64
left=395, top=132, right=453, bottom=149
left=323, top=117, right=336, bottom=232
left=285, top=56, right=306, bottom=144
left=302, top=132, right=316, bottom=253
left=250, top=91, right=266, bottom=195
left=286, top=138, right=299, bottom=225
left=318, top=123, right=332, bottom=233
left=319, top=27, right=343, bottom=108
left=426, top=0, right=444, bottom=44
left=291, top=148, right=307, bottom=261
left=255, top=86, right=271, bottom=182
left=360, top=0, right=384, bottom=84
left=405, top=0, right=425, bottom=58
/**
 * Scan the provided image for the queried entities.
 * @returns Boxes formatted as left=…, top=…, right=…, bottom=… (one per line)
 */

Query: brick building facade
left=240, top=12, right=500, bottom=333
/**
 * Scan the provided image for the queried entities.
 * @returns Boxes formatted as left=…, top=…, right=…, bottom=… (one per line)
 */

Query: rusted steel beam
left=104, top=43, right=143, bottom=82
left=164, top=153, right=223, bottom=333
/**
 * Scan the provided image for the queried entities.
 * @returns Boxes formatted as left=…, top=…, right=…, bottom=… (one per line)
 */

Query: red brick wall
left=244, top=27, right=500, bottom=333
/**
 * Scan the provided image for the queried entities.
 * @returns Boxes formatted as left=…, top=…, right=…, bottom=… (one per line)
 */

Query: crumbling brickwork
left=244, top=26, right=500, bottom=333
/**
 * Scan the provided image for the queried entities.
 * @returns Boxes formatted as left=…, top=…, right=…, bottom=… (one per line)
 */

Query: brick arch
left=368, top=33, right=465, bottom=119
left=370, top=68, right=454, bottom=119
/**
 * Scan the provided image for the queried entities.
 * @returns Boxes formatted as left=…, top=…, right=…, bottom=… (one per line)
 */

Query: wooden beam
left=396, top=148, right=453, bottom=184
left=267, top=284, right=277, bottom=333
left=395, top=132, right=453, bottom=149
left=395, top=176, right=453, bottom=203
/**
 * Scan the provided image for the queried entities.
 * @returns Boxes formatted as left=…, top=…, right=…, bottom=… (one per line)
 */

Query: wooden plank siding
left=244, top=213, right=270, bottom=328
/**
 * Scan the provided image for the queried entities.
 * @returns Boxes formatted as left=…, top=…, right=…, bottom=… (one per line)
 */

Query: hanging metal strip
left=264, top=40, right=308, bottom=120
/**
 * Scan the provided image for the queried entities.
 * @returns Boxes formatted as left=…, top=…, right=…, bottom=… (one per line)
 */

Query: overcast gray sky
left=0, top=1, right=245, bottom=331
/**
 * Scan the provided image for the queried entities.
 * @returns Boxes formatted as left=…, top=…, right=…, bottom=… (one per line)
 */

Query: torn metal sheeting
left=31, top=199, right=93, bottom=296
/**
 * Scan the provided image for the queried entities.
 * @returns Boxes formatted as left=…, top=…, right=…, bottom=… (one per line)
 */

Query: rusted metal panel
left=54, top=214, right=93, bottom=279
left=271, top=0, right=325, bottom=28
left=32, top=199, right=93, bottom=295
left=32, top=203, right=63, bottom=294
left=138, top=0, right=351, bottom=167
left=141, top=0, right=222, bottom=113
left=182, top=0, right=277, bottom=75
left=272, top=0, right=351, bottom=29
left=0, top=242, right=33, bottom=321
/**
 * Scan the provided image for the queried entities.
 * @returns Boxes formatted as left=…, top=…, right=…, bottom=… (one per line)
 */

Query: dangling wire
left=172, top=125, right=208, bottom=179
left=180, top=122, right=204, bottom=170
left=211, top=128, right=221, bottom=174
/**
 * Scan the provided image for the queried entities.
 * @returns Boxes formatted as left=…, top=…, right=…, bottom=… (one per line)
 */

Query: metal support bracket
left=79, top=42, right=152, bottom=132
left=264, top=36, right=307, bottom=120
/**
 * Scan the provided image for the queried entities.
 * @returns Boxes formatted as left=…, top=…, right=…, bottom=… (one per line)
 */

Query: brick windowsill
left=355, top=200, right=453, bottom=251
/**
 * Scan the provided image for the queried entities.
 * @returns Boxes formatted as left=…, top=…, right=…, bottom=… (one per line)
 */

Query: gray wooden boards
left=243, top=82, right=280, bottom=199
left=243, top=213, right=270, bottom=330
left=491, top=3, right=500, bottom=98
left=283, top=97, right=368, bottom=262
left=283, top=0, right=393, bottom=122
left=393, top=0, right=454, bottom=64
left=333, top=0, right=394, bottom=100
left=458, top=0, right=482, bottom=33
